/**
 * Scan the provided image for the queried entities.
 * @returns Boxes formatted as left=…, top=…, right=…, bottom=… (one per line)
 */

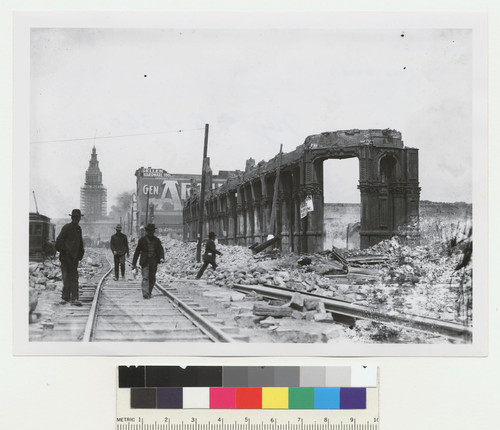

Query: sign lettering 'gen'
left=140, top=179, right=194, bottom=212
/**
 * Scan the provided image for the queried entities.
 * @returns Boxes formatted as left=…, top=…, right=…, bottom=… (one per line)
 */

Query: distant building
left=80, top=146, right=107, bottom=220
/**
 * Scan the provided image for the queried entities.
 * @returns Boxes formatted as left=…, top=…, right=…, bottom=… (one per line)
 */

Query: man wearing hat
left=196, top=232, right=223, bottom=279
left=110, top=224, right=129, bottom=281
left=132, top=224, right=165, bottom=299
left=55, top=209, right=85, bottom=306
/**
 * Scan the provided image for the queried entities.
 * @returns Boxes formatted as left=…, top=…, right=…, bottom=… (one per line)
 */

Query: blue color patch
left=314, top=387, right=340, bottom=409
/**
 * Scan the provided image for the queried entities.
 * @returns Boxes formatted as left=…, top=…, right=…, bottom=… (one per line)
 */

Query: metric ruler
left=116, top=398, right=379, bottom=430
left=116, top=366, right=379, bottom=430
left=116, top=407, right=379, bottom=430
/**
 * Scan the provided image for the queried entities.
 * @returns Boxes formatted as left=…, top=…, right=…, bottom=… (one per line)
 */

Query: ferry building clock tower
left=80, top=146, right=107, bottom=220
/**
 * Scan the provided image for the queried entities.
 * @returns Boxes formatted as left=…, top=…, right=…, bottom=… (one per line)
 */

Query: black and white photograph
left=14, top=11, right=487, bottom=356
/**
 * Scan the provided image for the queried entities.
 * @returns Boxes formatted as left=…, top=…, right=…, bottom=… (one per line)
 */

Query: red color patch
left=236, top=387, right=262, bottom=409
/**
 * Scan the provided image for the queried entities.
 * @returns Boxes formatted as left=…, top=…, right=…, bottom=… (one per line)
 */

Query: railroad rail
left=34, top=248, right=471, bottom=344
left=232, top=283, right=473, bottom=342
left=81, top=258, right=236, bottom=342
left=38, top=252, right=239, bottom=342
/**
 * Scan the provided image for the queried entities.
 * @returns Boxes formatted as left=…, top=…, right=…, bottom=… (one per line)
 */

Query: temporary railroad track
left=81, top=259, right=236, bottom=342
left=232, top=283, right=473, bottom=343
left=40, top=253, right=239, bottom=342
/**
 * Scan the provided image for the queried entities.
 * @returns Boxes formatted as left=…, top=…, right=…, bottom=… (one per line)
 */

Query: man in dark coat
left=110, top=224, right=129, bottom=281
left=55, top=209, right=85, bottom=306
left=132, top=224, right=165, bottom=299
left=196, top=232, right=223, bottom=279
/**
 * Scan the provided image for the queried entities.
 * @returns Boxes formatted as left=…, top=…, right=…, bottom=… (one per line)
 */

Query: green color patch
left=288, top=387, right=315, bottom=409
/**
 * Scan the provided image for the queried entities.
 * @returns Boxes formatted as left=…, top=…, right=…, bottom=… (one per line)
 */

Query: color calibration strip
left=118, top=366, right=376, bottom=410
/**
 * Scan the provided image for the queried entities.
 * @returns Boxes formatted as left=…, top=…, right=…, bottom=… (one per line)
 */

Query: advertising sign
left=140, top=177, right=193, bottom=212
left=136, top=168, right=198, bottom=228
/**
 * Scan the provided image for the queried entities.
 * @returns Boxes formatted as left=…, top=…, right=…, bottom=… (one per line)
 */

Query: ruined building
left=80, top=146, right=107, bottom=220
left=183, top=129, right=420, bottom=252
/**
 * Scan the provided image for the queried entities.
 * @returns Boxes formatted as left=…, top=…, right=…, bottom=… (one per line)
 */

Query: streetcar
left=29, top=212, right=56, bottom=261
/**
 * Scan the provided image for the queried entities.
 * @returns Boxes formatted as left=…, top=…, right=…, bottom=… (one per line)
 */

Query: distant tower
left=80, top=146, right=107, bottom=220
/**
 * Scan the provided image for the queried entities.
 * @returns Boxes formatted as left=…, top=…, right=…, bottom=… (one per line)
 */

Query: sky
left=28, top=24, right=474, bottom=219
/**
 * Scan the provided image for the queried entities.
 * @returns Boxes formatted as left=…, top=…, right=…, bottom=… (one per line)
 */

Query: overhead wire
left=30, top=127, right=205, bottom=144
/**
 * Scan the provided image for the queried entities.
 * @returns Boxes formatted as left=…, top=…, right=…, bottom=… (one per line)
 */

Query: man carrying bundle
left=132, top=224, right=164, bottom=299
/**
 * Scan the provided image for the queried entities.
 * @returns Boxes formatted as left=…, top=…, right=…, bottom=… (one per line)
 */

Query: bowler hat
left=145, top=223, right=156, bottom=231
left=115, top=224, right=122, bottom=230
left=208, top=231, right=216, bottom=239
left=69, top=209, right=83, bottom=217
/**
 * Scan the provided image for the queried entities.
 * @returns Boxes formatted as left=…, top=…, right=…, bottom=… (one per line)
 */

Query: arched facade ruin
left=183, top=129, right=420, bottom=252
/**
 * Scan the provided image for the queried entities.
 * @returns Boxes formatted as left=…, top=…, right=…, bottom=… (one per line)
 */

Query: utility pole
left=145, top=189, right=150, bottom=226
left=130, top=195, right=135, bottom=237
left=269, top=144, right=283, bottom=237
left=196, top=124, right=209, bottom=262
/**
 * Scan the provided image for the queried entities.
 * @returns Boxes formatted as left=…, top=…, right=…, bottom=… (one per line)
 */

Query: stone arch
left=379, top=154, right=398, bottom=184
left=183, top=129, right=420, bottom=252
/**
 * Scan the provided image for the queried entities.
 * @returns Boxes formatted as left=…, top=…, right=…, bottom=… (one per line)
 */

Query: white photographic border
left=13, top=10, right=488, bottom=357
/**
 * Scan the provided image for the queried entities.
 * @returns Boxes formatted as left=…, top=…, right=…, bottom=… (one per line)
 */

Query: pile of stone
left=349, top=236, right=473, bottom=322
left=157, top=237, right=380, bottom=295
left=29, top=260, right=61, bottom=291
left=155, top=235, right=469, bottom=325
left=158, top=238, right=201, bottom=279
left=29, top=260, right=62, bottom=322
left=78, top=251, right=107, bottom=284
left=28, top=249, right=105, bottom=322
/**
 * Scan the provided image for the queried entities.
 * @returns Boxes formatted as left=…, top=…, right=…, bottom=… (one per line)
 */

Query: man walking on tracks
left=110, top=224, right=129, bottom=281
left=196, top=232, right=223, bottom=279
left=55, top=209, right=85, bottom=306
left=132, top=224, right=165, bottom=299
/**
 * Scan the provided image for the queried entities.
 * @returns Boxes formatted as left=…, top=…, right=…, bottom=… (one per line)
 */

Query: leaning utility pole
left=250, top=145, right=283, bottom=255
left=130, top=195, right=134, bottom=237
left=196, top=124, right=209, bottom=262
left=269, top=144, right=283, bottom=236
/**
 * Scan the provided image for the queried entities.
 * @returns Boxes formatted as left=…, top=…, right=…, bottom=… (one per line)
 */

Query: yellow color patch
left=262, top=387, right=289, bottom=409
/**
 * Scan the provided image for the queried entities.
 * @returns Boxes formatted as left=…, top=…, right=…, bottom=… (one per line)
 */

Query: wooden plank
left=253, top=304, right=293, bottom=317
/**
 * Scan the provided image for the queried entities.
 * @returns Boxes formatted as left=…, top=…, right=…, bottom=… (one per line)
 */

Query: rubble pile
left=347, top=237, right=472, bottom=323
left=159, top=239, right=211, bottom=279
left=28, top=249, right=105, bottom=323
left=28, top=232, right=471, bottom=343
left=28, top=260, right=61, bottom=323
left=29, top=260, right=61, bottom=288
left=157, top=235, right=471, bottom=329
left=158, top=237, right=358, bottom=294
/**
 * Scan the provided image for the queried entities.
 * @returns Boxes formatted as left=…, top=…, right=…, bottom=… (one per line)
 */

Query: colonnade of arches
left=183, top=129, right=420, bottom=252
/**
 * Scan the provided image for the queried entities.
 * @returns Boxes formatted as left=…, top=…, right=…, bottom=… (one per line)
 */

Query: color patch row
left=119, top=366, right=376, bottom=388
left=128, top=387, right=366, bottom=409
